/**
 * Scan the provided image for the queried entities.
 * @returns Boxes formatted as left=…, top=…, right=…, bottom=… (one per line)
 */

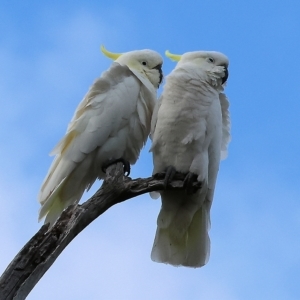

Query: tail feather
left=43, top=196, right=66, bottom=227
left=184, top=204, right=210, bottom=267
left=38, top=177, right=67, bottom=222
left=38, top=176, right=83, bottom=227
left=38, top=177, right=87, bottom=227
left=38, top=151, right=98, bottom=227
left=151, top=227, right=187, bottom=266
left=151, top=191, right=211, bottom=268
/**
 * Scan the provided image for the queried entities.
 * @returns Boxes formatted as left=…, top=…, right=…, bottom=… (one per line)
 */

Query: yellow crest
left=100, top=45, right=123, bottom=60
left=165, top=50, right=182, bottom=62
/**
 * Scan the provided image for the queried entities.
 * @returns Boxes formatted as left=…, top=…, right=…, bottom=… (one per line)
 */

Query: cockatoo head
left=101, top=45, right=163, bottom=89
left=166, top=50, right=229, bottom=85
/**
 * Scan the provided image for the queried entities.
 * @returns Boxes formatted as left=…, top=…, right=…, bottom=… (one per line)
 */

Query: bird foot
left=102, top=158, right=131, bottom=176
left=183, top=172, right=199, bottom=195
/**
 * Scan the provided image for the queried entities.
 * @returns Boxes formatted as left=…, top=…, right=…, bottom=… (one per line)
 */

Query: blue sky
left=1, top=0, right=300, bottom=299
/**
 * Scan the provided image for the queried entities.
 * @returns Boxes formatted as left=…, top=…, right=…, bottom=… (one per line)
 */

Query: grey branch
left=0, top=162, right=201, bottom=300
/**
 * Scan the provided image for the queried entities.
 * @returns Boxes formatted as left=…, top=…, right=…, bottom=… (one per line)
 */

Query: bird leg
left=102, top=158, right=131, bottom=176
left=183, top=172, right=199, bottom=195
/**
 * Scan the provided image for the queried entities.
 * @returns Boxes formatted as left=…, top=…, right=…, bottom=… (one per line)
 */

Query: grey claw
left=164, top=166, right=177, bottom=189
left=183, top=172, right=198, bottom=194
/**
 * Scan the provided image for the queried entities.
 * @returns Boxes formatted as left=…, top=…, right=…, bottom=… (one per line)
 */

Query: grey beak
left=222, top=66, right=229, bottom=84
left=153, top=64, right=163, bottom=86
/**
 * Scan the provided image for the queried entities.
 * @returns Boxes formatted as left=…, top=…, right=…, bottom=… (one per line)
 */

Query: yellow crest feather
left=100, top=45, right=123, bottom=60
left=165, top=50, right=182, bottom=62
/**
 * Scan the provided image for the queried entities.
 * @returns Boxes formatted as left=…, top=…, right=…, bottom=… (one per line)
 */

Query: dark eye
left=142, top=61, right=147, bottom=66
left=208, top=57, right=214, bottom=63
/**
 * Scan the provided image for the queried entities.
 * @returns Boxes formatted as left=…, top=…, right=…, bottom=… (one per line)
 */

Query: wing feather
left=219, top=93, right=231, bottom=160
left=39, top=63, right=142, bottom=204
left=150, top=95, right=162, bottom=140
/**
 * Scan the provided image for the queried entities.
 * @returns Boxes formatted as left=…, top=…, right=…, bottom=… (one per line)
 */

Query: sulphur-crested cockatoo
left=150, top=50, right=230, bottom=267
left=38, top=46, right=163, bottom=226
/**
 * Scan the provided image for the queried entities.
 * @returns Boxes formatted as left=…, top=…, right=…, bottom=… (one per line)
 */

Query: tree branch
left=0, top=162, right=201, bottom=300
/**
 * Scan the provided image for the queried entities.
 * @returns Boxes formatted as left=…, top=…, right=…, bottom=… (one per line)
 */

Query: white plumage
left=38, top=46, right=163, bottom=226
left=150, top=50, right=230, bottom=267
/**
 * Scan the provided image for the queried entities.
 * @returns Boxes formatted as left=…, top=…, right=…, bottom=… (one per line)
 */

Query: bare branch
left=0, top=162, right=201, bottom=300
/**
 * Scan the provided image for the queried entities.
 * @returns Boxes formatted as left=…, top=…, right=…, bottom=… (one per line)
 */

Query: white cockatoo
left=38, top=45, right=163, bottom=226
left=150, top=50, right=230, bottom=267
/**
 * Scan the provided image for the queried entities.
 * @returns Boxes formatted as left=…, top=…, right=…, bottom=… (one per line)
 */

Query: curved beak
left=153, top=64, right=163, bottom=86
left=222, top=66, right=229, bottom=84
